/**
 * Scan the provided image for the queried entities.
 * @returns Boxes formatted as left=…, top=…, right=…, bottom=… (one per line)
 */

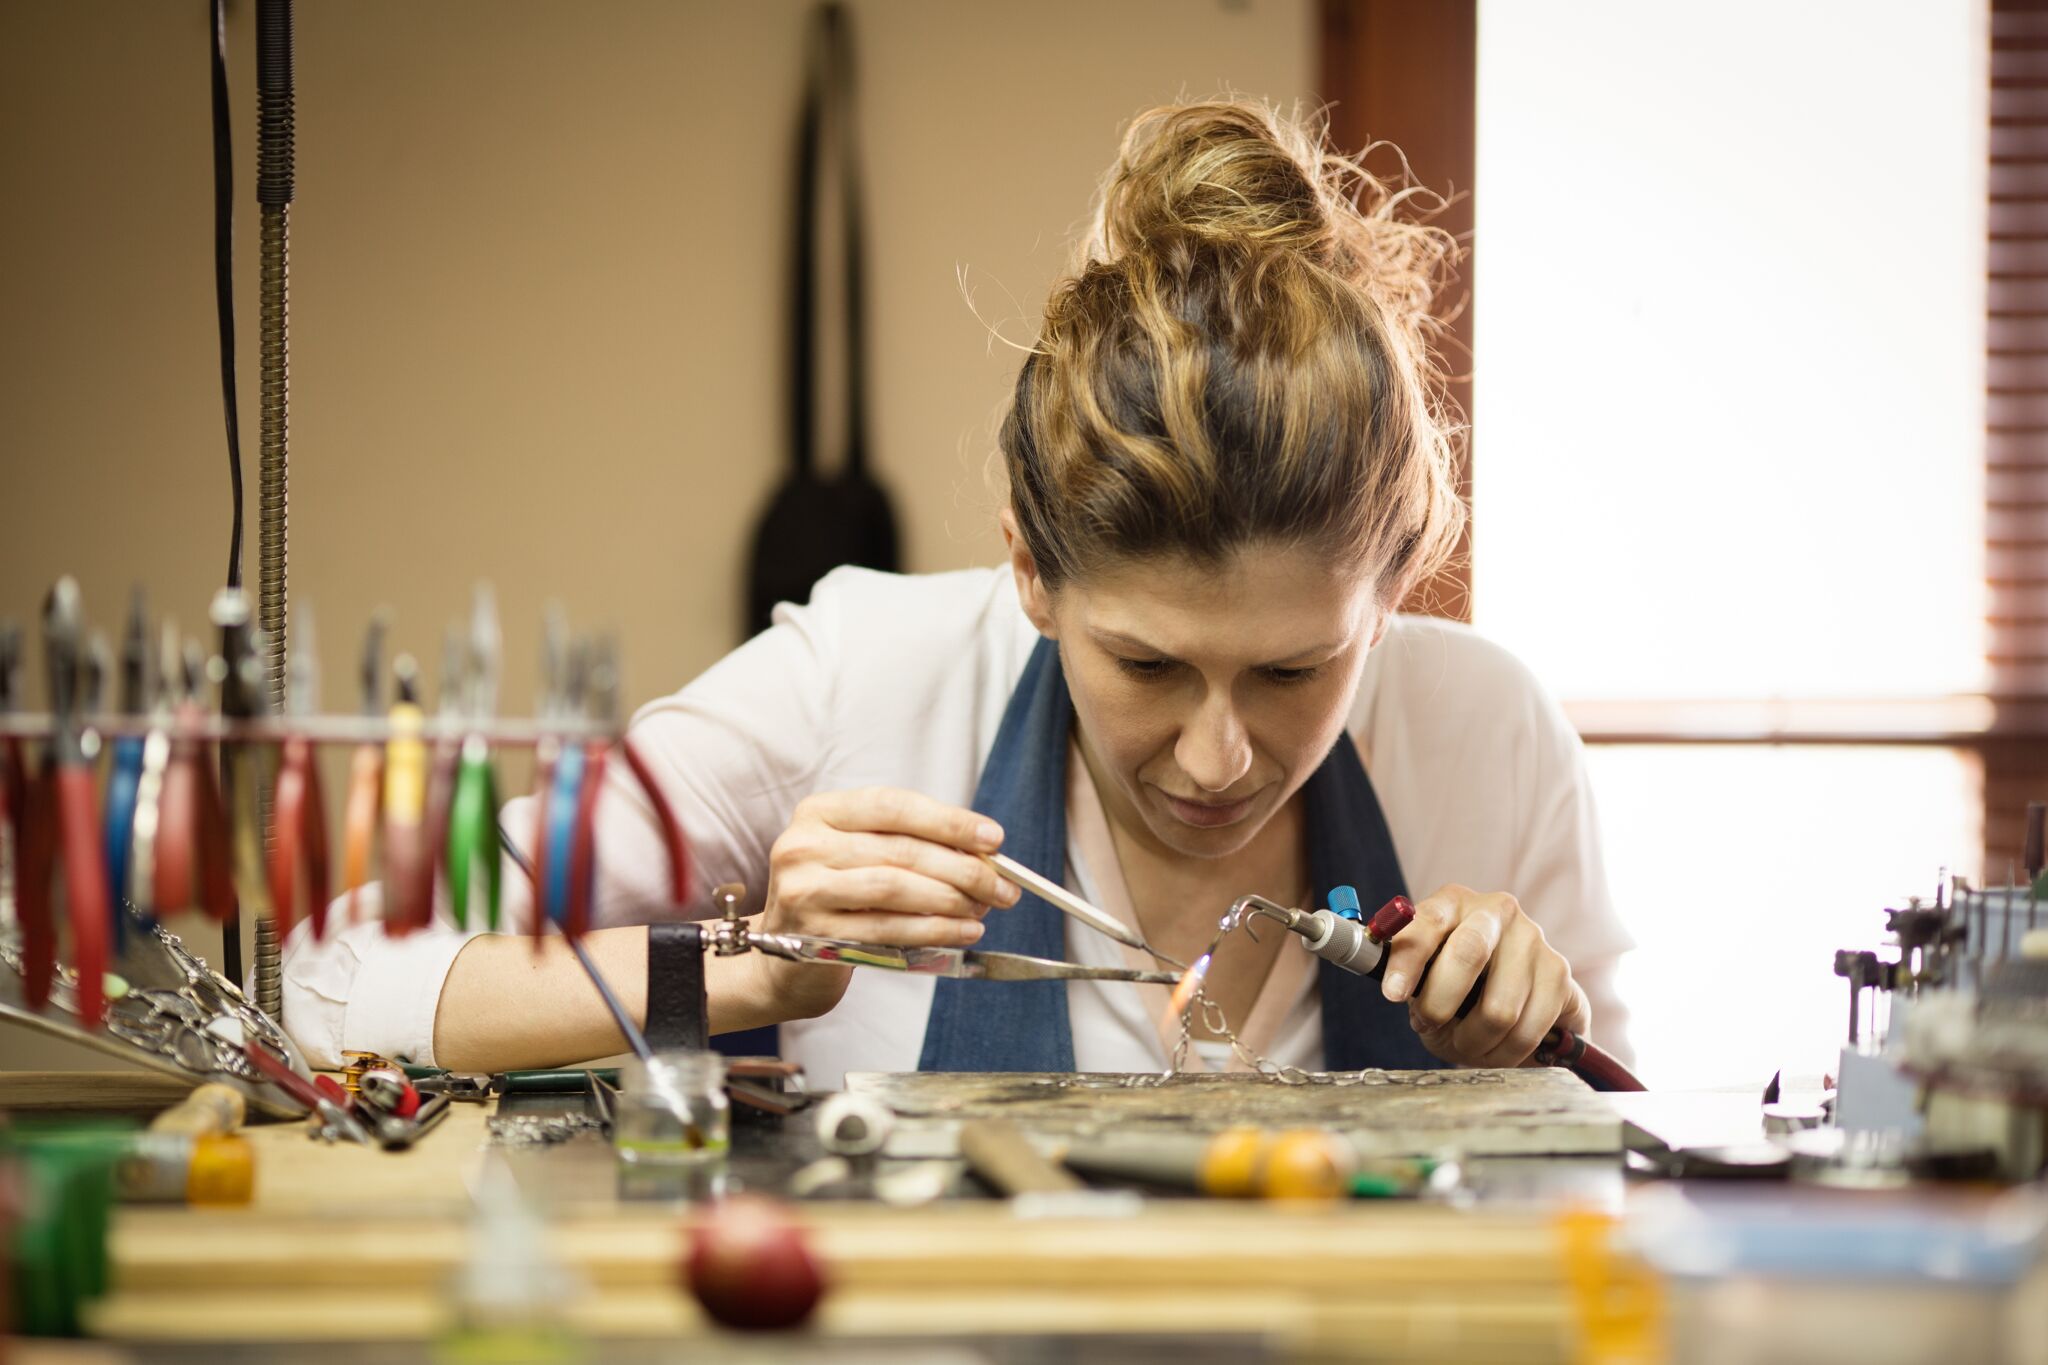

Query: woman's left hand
left=1376, top=884, right=1590, bottom=1068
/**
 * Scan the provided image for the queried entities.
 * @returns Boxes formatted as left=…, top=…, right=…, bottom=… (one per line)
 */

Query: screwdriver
left=1062, top=1127, right=1367, bottom=1201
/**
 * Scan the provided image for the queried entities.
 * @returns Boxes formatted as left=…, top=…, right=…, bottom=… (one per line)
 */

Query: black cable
left=498, top=821, right=654, bottom=1061
left=209, top=0, right=244, bottom=591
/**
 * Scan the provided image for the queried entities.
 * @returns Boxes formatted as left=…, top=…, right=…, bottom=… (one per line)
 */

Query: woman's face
left=1005, top=515, right=1385, bottom=862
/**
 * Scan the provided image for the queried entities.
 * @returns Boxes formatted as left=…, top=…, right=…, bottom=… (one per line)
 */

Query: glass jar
left=614, top=1051, right=729, bottom=1167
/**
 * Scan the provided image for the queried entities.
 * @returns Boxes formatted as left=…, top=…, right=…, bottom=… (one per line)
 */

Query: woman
left=282, top=100, right=1632, bottom=1088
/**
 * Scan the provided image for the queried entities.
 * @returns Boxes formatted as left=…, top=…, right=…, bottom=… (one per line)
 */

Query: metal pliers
left=418, top=627, right=466, bottom=929
left=340, top=614, right=388, bottom=928
left=34, top=580, right=112, bottom=1026
left=267, top=607, right=331, bottom=941
left=123, top=625, right=177, bottom=927
left=101, top=592, right=150, bottom=949
left=382, top=654, right=432, bottom=935
left=152, top=639, right=234, bottom=921
left=213, top=589, right=276, bottom=943
left=562, top=638, right=621, bottom=942
left=445, top=587, right=502, bottom=931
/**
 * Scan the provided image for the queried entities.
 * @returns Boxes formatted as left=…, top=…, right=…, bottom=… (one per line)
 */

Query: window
left=1474, top=0, right=1989, bottom=1087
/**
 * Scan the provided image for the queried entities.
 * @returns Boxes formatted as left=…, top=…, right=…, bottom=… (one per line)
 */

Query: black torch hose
left=208, top=0, right=243, bottom=593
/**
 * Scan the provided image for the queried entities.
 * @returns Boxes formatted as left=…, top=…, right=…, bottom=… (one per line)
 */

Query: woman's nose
left=1174, top=694, right=1253, bottom=793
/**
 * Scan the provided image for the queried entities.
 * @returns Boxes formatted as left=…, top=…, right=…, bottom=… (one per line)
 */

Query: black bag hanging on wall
left=744, top=2, right=899, bottom=640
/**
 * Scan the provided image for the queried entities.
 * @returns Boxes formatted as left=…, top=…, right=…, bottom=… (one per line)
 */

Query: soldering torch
left=1212, top=889, right=1646, bottom=1092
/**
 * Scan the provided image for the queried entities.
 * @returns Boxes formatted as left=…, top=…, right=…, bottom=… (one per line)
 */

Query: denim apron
left=917, top=637, right=1444, bottom=1073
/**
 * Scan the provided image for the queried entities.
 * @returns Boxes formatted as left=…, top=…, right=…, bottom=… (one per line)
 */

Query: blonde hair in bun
left=1003, top=98, right=1465, bottom=606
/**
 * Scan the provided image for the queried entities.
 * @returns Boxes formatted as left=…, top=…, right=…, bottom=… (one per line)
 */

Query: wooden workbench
left=2, top=1071, right=1653, bottom=1362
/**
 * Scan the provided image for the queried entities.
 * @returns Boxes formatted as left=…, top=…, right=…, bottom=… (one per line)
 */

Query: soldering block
left=847, top=1068, right=1620, bottom=1160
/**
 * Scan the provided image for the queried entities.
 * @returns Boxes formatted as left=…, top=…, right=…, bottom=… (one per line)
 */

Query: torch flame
left=1166, top=952, right=1212, bottom=1022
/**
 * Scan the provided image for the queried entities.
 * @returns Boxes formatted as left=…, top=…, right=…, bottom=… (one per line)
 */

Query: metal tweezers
left=743, top=930, right=1181, bottom=984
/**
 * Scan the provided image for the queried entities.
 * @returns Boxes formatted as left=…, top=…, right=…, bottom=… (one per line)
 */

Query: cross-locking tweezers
left=741, top=929, right=1182, bottom=984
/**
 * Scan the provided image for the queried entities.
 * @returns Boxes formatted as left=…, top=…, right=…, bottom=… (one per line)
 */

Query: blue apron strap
left=916, top=637, right=1076, bottom=1071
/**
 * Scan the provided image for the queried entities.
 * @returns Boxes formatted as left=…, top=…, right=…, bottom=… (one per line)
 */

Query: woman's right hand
left=753, top=788, right=1019, bottom=1019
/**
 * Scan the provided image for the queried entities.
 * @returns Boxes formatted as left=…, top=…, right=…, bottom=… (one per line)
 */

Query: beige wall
left=0, top=0, right=1315, bottom=1065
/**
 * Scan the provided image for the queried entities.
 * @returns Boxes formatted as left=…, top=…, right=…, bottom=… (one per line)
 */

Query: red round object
left=1367, top=895, right=1416, bottom=943
left=684, top=1195, right=827, bottom=1330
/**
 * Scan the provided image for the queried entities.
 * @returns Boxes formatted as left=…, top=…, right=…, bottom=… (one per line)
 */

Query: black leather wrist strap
left=645, top=923, right=709, bottom=1051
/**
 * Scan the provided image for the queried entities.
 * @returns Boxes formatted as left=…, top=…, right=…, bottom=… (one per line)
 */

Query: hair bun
left=1085, top=99, right=1455, bottom=335
left=1095, top=103, right=1333, bottom=260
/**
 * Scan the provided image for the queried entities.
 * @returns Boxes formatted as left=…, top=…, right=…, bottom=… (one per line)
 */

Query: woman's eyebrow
left=1090, top=627, right=1347, bottom=667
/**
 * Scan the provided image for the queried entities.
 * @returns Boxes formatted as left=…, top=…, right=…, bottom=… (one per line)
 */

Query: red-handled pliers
left=417, top=627, right=466, bottom=931
left=152, top=640, right=235, bottom=921
left=38, top=580, right=111, bottom=1027
left=268, top=607, right=331, bottom=941
left=0, top=623, right=53, bottom=1010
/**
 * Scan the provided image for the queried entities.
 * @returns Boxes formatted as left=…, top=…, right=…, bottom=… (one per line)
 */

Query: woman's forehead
left=1062, top=546, right=1374, bottom=662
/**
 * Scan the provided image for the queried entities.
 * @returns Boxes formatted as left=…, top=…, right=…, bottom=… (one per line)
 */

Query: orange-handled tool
left=382, top=656, right=432, bottom=936
left=340, top=614, right=388, bottom=929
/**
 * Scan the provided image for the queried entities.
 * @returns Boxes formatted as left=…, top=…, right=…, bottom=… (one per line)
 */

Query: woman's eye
left=1262, top=666, right=1321, bottom=685
left=1114, top=657, right=1174, bottom=681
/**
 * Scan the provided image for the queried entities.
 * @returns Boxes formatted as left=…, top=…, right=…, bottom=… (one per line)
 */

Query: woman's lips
left=1158, top=789, right=1258, bottom=829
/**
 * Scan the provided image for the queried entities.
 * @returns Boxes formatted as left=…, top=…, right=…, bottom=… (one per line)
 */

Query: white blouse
left=280, top=565, right=1635, bottom=1088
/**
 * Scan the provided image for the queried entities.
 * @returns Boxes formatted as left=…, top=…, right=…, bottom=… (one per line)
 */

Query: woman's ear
left=999, top=507, right=1059, bottom=639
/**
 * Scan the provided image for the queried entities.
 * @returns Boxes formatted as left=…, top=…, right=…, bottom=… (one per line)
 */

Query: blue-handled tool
left=102, top=591, right=150, bottom=949
left=541, top=656, right=588, bottom=932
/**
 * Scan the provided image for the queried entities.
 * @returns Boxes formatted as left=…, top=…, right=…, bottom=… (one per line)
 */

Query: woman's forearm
left=429, top=926, right=797, bottom=1073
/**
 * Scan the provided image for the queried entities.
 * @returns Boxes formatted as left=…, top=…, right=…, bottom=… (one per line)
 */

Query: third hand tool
left=740, top=928, right=1181, bottom=984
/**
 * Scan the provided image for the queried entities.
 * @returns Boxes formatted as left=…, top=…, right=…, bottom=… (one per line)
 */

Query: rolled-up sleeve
left=278, top=884, right=480, bottom=1068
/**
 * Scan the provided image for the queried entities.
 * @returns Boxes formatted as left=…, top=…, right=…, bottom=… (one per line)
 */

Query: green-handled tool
left=447, top=586, right=502, bottom=930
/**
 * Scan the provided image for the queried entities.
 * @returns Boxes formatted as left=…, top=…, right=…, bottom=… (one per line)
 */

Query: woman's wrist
left=708, top=947, right=836, bottom=1036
